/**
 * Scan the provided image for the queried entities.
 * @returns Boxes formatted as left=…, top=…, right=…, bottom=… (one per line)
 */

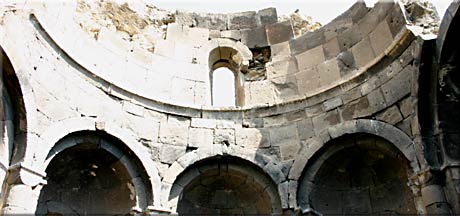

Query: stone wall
left=0, top=0, right=457, bottom=215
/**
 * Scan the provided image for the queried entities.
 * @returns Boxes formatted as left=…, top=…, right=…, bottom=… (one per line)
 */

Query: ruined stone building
left=0, top=0, right=459, bottom=214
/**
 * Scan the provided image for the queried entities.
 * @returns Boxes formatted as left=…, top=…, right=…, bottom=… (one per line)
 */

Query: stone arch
left=0, top=47, right=37, bottom=167
left=166, top=155, right=283, bottom=214
left=35, top=117, right=162, bottom=209
left=297, top=133, right=418, bottom=214
left=204, top=38, right=252, bottom=106
left=36, top=130, right=153, bottom=214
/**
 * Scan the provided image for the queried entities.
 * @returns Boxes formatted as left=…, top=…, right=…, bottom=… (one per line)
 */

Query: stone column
left=1, top=163, right=46, bottom=214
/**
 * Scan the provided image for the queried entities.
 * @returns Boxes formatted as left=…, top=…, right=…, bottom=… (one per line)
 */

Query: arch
left=35, top=117, right=162, bottom=209
left=297, top=133, right=418, bottom=214
left=166, top=155, right=283, bottom=214
left=0, top=47, right=37, bottom=166
left=160, top=145, right=286, bottom=211
left=204, top=38, right=252, bottom=107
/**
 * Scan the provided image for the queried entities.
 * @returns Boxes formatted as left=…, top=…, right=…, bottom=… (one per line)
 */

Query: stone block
left=235, top=127, right=265, bottom=149
left=358, top=9, right=380, bottom=36
left=269, top=124, right=300, bottom=160
left=296, top=68, right=321, bottom=96
left=170, top=77, right=195, bottom=106
left=227, top=11, right=257, bottom=30
left=266, top=57, right=298, bottom=78
left=278, top=181, right=289, bottom=208
left=177, top=152, right=199, bottom=168
left=249, top=80, right=275, bottom=105
left=337, top=51, right=357, bottom=76
left=351, top=37, right=375, bottom=68
left=187, top=27, right=210, bottom=45
left=191, top=118, right=217, bottom=128
left=221, top=30, right=241, bottom=40
left=323, top=38, right=341, bottom=60
left=122, top=115, right=160, bottom=142
left=288, top=34, right=308, bottom=56
left=270, top=41, right=291, bottom=61
left=369, top=21, right=393, bottom=56
left=240, top=26, right=268, bottom=48
left=337, top=25, right=362, bottom=51
left=257, top=7, right=278, bottom=26
left=188, top=127, right=213, bottom=148
left=272, top=75, right=300, bottom=103
left=266, top=21, right=294, bottom=45
left=398, top=96, right=413, bottom=118
left=288, top=181, right=298, bottom=208
left=385, top=4, right=405, bottom=37
left=312, top=109, right=341, bottom=134
left=396, top=117, right=412, bottom=137
left=318, top=58, right=341, bottom=86
left=367, top=88, right=387, bottom=114
left=159, top=123, right=189, bottom=146
left=214, top=128, right=235, bottom=146
left=163, top=162, right=184, bottom=184
left=209, top=14, right=228, bottom=30
left=342, top=87, right=362, bottom=104
left=154, top=40, right=175, bottom=58
left=209, top=30, right=221, bottom=39
left=381, top=67, right=411, bottom=105
left=160, top=144, right=186, bottom=164
left=296, top=118, right=315, bottom=141
left=323, top=96, right=343, bottom=111
left=376, top=105, right=403, bottom=125
left=295, top=46, right=325, bottom=71
left=265, top=162, right=285, bottom=184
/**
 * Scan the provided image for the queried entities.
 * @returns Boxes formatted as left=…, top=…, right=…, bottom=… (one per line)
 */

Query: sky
left=151, top=0, right=452, bottom=25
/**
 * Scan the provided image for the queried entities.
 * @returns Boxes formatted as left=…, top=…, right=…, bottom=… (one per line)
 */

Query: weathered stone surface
left=257, top=8, right=278, bottom=26
left=381, top=67, right=412, bottom=105
left=159, top=124, right=189, bottom=146
left=266, top=21, right=294, bottom=45
left=318, top=58, right=341, bottom=86
left=337, top=26, right=363, bottom=51
left=398, top=97, right=413, bottom=118
left=188, top=127, right=213, bottom=148
left=214, top=128, right=235, bottom=146
left=160, top=144, right=186, bottom=164
left=323, top=38, right=341, bottom=60
left=369, top=21, right=393, bottom=56
left=269, top=124, right=300, bottom=160
left=295, top=46, right=325, bottom=71
left=351, top=37, right=375, bottom=68
left=235, top=127, right=264, bottom=149
left=323, top=96, right=343, bottom=111
left=312, top=109, right=341, bottom=134
left=228, top=11, right=257, bottom=30
left=240, top=26, right=268, bottom=48
left=376, top=105, right=403, bottom=125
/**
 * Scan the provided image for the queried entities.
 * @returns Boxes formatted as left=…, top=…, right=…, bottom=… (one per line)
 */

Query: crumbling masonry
left=0, top=0, right=459, bottom=214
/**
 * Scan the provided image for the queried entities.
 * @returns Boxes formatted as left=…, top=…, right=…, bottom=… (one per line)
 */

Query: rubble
left=279, top=9, right=322, bottom=37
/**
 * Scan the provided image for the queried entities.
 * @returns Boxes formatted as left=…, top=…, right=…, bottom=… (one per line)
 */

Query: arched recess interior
left=0, top=47, right=28, bottom=202
left=169, top=156, right=282, bottom=215
left=36, top=131, right=153, bottom=215
left=298, top=133, right=417, bottom=215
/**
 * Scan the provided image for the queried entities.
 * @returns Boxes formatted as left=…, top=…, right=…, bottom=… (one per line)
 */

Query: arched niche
left=207, top=39, right=252, bottom=107
left=36, top=131, right=153, bottom=215
left=298, top=133, right=417, bottom=215
left=168, top=156, right=282, bottom=215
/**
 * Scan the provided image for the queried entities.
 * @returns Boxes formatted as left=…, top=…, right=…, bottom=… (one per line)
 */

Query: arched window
left=207, top=39, right=252, bottom=107
left=211, top=67, right=236, bottom=107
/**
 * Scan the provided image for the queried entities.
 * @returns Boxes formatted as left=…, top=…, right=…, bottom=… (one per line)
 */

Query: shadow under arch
left=297, top=133, right=418, bottom=215
left=36, top=130, right=153, bottom=215
left=168, top=155, right=283, bottom=215
left=0, top=47, right=31, bottom=166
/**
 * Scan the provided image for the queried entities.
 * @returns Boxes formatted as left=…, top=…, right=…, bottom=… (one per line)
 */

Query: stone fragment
left=160, top=144, right=186, bottom=164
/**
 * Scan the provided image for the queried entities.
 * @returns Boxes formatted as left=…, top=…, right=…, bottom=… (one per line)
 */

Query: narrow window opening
left=212, top=67, right=236, bottom=107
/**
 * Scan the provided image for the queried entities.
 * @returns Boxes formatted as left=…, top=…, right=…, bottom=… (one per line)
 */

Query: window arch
left=207, top=39, right=252, bottom=107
